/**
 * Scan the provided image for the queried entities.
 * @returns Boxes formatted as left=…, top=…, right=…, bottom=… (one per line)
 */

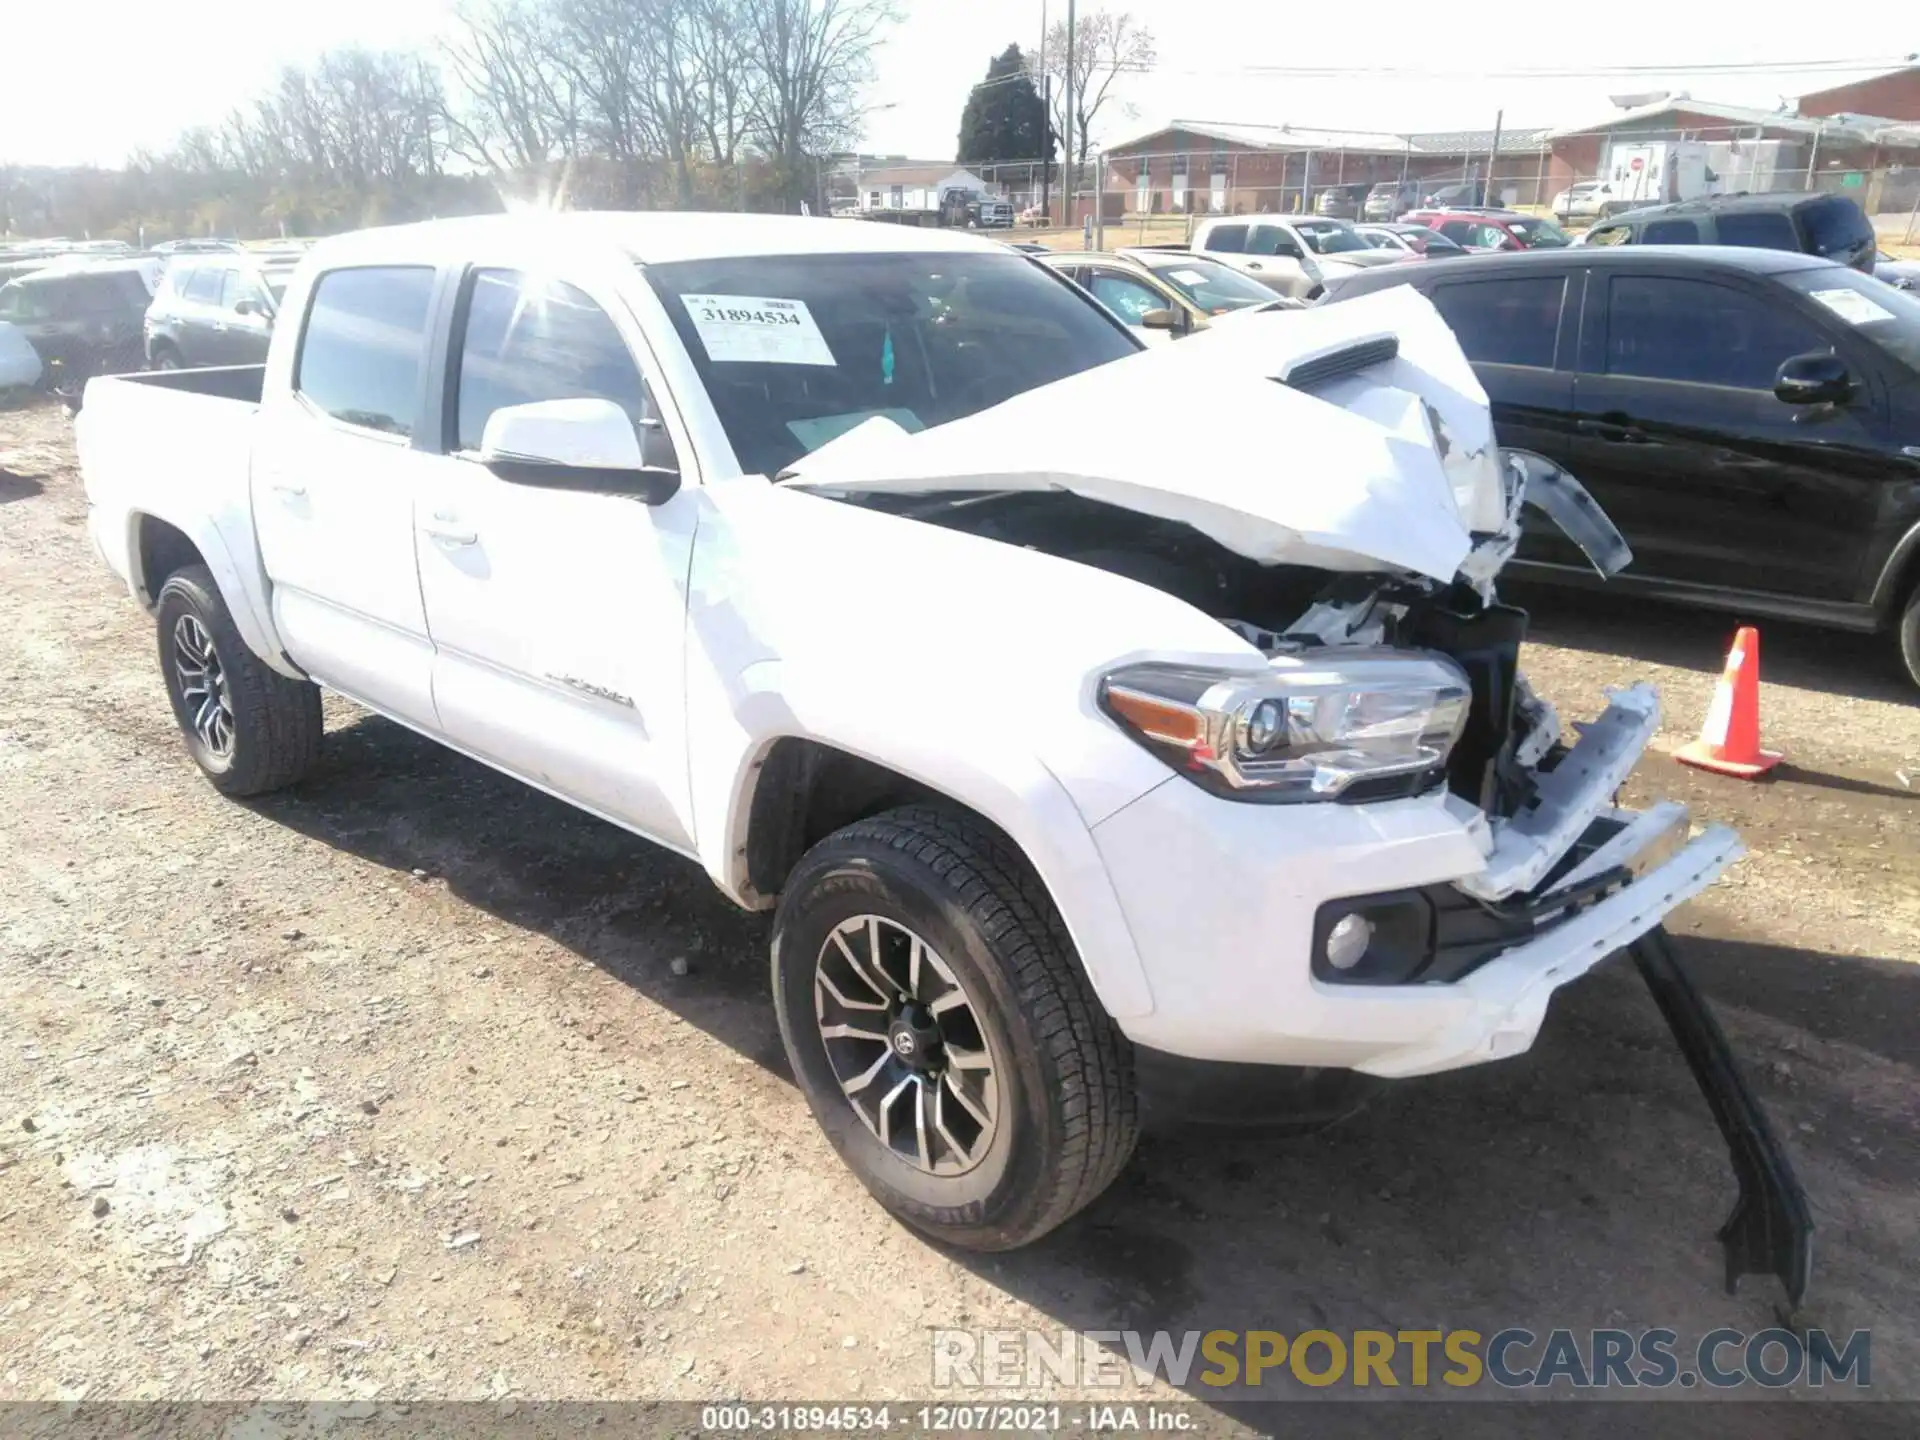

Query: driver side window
left=453, top=269, right=670, bottom=464
left=1087, top=270, right=1165, bottom=326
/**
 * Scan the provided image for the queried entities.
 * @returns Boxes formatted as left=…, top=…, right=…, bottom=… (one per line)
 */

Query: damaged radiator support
left=1629, top=925, right=1814, bottom=1308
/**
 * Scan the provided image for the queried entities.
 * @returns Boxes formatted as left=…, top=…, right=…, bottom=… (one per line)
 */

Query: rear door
left=1565, top=266, right=1885, bottom=599
left=250, top=264, right=442, bottom=727
left=176, top=264, right=227, bottom=365
left=410, top=263, right=699, bottom=851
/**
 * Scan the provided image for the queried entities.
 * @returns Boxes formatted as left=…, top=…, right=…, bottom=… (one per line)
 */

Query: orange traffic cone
left=1676, top=626, right=1781, bottom=778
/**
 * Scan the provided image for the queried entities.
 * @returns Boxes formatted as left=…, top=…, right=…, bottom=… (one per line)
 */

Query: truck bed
left=105, top=364, right=265, bottom=405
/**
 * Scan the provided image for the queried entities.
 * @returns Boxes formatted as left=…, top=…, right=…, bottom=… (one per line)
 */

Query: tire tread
left=814, top=804, right=1138, bottom=1245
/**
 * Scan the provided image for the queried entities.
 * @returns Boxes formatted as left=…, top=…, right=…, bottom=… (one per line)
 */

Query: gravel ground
left=1, top=401, right=1916, bottom=1420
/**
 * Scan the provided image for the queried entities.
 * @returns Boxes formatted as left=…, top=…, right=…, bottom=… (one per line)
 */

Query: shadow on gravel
left=0, top=469, right=46, bottom=503
left=1510, top=582, right=1913, bottom=707
left=250, top=707, right=787, bottom=1075
left=241, top=708, right=1911, bottom=1427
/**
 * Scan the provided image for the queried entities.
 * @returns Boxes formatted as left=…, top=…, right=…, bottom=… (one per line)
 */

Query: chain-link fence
left=969, top=121, right=1920, bottom=246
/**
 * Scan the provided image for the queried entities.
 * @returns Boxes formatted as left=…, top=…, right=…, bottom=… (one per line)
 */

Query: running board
left=1629, top=925, right=1813, bottom=1308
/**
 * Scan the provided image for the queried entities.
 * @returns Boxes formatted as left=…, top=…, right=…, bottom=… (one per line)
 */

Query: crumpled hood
left=781, top=285, right=1500, bottom=585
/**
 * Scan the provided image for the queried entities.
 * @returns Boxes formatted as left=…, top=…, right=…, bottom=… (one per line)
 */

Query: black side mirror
left=1773, top=351, right=1852, bottom=406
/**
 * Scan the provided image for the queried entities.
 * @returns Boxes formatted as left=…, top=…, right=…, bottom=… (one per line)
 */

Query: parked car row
left=1329, top=244, right=1920, bottom=683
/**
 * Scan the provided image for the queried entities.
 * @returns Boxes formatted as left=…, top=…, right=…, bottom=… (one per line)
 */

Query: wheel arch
left=717, top=734, right=1155, bottom=1021
left=126, top=507, right=304, bottom=681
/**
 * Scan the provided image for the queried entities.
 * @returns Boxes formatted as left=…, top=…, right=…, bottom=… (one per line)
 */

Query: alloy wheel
left=172, top=613, right=235, bottom=760
left=814, top=914, right=1000, bottom=1176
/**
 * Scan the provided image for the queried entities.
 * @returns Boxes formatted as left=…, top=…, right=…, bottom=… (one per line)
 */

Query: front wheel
left=155, top=565, right=323, bottom=795
left=772, top=806, right=1138, bottom=1250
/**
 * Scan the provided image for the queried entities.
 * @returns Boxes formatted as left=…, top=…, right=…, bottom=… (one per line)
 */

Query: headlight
left=1099, top=651, right=1471, bottom=803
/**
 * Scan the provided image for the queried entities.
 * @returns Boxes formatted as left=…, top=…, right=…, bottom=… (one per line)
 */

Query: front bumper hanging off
left=1630, top=925, right=1813, bottom=1308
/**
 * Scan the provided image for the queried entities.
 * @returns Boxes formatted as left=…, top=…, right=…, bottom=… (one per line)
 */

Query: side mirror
left=1140, top=307, right=1185, bottom=333
left=233, top=297, right=259, bottom=317
left=480, top=398, right=681, bottom=503
left=1773, top=351, right=1852, bottom=407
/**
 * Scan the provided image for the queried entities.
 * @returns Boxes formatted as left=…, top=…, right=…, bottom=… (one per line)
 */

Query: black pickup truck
left=1330, top=245, right=1920, bottom=686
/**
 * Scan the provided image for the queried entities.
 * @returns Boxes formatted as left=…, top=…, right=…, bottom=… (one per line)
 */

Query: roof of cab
left=305, top=210, right=1011, bottom=268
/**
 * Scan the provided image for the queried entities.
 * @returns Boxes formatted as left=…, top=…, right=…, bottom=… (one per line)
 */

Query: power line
left=1082, top=53, right=1918, bottom=82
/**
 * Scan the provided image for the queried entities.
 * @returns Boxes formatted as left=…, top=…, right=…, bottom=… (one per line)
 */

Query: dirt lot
left=1, top=400, right=1917, bottom=1418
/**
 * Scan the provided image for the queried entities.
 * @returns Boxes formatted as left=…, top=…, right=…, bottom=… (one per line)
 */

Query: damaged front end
left=786, top=286, right=1812, bottom=1305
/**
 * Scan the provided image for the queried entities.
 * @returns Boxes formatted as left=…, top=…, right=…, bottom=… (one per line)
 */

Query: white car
left=72, top=212, right=1808, bottom=1293
left=1187, top=215, right=1409, bottom=299
left=1551, top=182, right=1620, bottom=221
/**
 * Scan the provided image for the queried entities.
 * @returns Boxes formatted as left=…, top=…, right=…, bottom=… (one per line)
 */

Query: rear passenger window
left=1712, top=211, right=1799, bottom=252
left=1604, top=276, right=1830, bottom=389
left=1205, top=224, right=1247, bottom=253
left=1641, top=219, right=1699, bottom=244
left=1428, top=277, right=1564, bottom=367
left=295, top=266, right=436, bottom=438
left=454, top=269, right=654, bottom=453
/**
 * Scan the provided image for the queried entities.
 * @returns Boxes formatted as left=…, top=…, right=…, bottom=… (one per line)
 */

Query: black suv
left=1329, top=245, right=1920, bottom=684
left=0, top=262, right=153, bottom=400
left=1579, top=191, right=1878, bottom=273
left=146, top=253, right=299, bottom=369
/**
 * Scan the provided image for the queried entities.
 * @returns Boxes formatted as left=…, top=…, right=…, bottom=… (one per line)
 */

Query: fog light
left=1325, top=913, right=1374, bottom=971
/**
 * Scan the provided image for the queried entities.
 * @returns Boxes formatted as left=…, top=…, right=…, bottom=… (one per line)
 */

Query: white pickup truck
left=76, top=212, right=1809, bottom=1297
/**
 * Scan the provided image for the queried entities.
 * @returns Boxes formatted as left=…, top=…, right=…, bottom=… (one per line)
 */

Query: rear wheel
left=155, top=565, right=322, bottom=796
left=772, top=806, right=1138, bottom=1250
left=1898, top=582, right=1920, bottom=690
left=150, top=345, right=182, bottom=371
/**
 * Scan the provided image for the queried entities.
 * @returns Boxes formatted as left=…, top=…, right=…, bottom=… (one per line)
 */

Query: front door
left=1566, top=270, right=1884, bottom=600
left=412, top=266, right=699, bottom=852
left=250, top=264, right=441, bottom=728
left=215, top=267, right=275, bottom=366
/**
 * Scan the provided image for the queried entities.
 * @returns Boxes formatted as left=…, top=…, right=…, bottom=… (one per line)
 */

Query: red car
left=1399, top=209, right=1572, bottom=252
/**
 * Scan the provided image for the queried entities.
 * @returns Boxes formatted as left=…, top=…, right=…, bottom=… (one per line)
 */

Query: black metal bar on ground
left=1628, top=924, right=1814, bottom=1309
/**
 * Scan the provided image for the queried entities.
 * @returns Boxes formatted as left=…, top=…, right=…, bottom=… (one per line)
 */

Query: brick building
left=1101, top=121, right=1553, bottom=216
left=1797, top=65, right=1920, bottom=123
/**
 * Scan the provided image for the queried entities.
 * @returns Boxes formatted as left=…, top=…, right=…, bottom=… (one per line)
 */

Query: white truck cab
left=73, top=212, right=1809, bottom=1295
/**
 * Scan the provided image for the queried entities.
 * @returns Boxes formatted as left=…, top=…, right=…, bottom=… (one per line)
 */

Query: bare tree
left=740, top=0, right=896, bottom=211
left=1035, top=9, right=1155, bottom=173
left=441, top=0, right=581, bottom=172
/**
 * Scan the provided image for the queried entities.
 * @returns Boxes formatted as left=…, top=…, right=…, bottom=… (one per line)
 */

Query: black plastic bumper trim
left=1630, top=925, right=1814, bottom=1308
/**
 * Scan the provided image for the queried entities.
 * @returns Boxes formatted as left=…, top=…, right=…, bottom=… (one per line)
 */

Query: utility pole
left=1487, top=109, right=1503, bottom=206
left=1039, top=0, right=1051, bottom=222
left=1064, top=0, right=1076, bottom=229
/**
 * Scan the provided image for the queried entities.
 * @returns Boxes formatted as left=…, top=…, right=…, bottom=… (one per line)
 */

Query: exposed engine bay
left=847, top=468, right=1590, bottom=824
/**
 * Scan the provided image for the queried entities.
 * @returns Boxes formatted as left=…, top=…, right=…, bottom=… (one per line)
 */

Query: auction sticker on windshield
left=1808, top=288, right=1895, bottom=326
left=681, top=294, right=835, bottom=365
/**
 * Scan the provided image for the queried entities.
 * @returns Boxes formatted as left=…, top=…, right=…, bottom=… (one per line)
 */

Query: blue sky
left=1, top=0, right=1910, bottom=167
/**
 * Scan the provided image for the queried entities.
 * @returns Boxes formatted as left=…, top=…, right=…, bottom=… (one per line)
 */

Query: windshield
left=1293, top=221, right=1369, bottom=255
left=262, top=269, right=295, bottom=302
left=1137, top=255, right=1275, bottom=312
left=1505, top=217, right=1570, bottom=248
left=645, top=252, right=1139, bottom=476
left=1780, top=265, right=1920, bottom=372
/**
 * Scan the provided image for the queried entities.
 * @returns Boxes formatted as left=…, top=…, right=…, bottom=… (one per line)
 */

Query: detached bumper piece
left=1630, top=925, right=1813, bottom=1308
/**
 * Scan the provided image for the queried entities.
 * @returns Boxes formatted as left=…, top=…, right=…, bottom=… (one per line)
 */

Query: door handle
left=421, top=514, right=478, bottom=546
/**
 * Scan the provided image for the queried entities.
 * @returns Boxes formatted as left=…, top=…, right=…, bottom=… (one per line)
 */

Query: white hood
left=780, top=285, right=1503, bottom=586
